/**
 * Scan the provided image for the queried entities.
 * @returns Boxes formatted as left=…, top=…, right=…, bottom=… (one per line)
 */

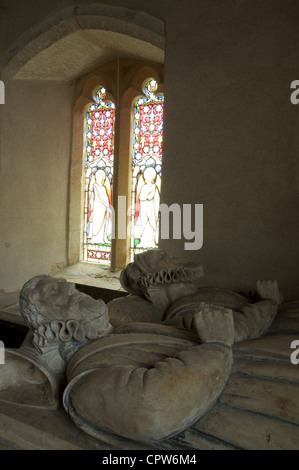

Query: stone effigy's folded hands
left=256, top=280, right=282, bottom=305
left=193, top=303, right=234, bottom=346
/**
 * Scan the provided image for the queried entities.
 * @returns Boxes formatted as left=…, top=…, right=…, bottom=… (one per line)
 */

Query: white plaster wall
left=1, top=0, right=299, bottom=299
left=0, top=80, right=73, bottom=293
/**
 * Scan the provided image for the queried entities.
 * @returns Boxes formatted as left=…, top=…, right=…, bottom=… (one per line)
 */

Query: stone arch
left=0, top=4, right=165, bottom=269
left=0, top=4, right=165, bottom=81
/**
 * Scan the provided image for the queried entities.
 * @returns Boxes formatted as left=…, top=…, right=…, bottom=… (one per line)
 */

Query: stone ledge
left=0, top=402, right=158, bottom=450
left=0, top=402, right=115, bottom=450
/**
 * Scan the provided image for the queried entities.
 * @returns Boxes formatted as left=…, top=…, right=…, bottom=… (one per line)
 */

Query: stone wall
left=0, top=0, right=299, bottom=299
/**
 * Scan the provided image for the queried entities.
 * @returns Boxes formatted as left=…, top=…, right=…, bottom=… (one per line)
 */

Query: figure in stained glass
left=134, top=166, right=161, bottom=249
left=88, top=168, right=112, bottom=244
left=83, top=87, right=115, bottom=263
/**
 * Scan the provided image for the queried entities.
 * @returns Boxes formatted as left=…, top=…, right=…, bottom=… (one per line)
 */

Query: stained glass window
left=83, top=87, right=115, bottom=263
left=130, top=79, right=164, bottom=258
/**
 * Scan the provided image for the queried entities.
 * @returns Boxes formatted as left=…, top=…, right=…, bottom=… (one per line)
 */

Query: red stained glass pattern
left=86, top=89, right=114, bottom=163
left=86, top=249, right=111, bottom=262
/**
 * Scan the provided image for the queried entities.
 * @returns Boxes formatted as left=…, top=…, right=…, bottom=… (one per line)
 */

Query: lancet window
left=83, top=87, right=115, bottom=263
left=130, top=79, right=164, bottom=258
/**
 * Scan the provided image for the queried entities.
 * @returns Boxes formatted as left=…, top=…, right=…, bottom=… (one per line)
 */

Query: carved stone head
left=19, top=275, right=111, bottom=349
left=120, top=249, right=203, bottom=312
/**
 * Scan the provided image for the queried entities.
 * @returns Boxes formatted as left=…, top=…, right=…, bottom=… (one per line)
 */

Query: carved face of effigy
left=26, top=277, right=92, bottom=322
left=33, top=277, right=77, bottom=312
left=20, top=275, right=111, bottom=348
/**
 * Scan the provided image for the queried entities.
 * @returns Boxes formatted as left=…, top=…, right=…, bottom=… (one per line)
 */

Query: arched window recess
left=68, top=59, right=164, bottom=271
